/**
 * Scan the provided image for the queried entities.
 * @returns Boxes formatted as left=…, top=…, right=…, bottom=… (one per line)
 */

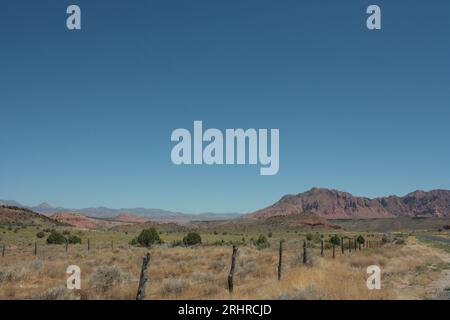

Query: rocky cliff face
left=248, top=188, right=450, bottom=219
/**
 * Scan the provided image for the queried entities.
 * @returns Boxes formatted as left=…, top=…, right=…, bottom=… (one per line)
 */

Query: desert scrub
left=33, top=286, right=75, bottom=300
left=0, top=267, right=25, bottom=283
left=90, top=266, right=125, bottom=292
left=25, top=259, right=44, bottom=271
left=160, top=278, right=190, bottom=296
left=191, top=271, right=215, bottom=284
left=211, top=259, right=227, bottom=272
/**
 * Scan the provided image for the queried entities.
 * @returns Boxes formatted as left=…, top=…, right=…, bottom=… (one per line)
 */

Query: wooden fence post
left=2, top=244, right=5, bottom=257
left=341, top=238, right=344, bottom=254
left=88, top=239, right=90, bottom=251
left=303, top=240, right=308, bottom=264
left=136, top=252, right=151, bottom=300
left=332, top=243, right=335, bottom=259
left=34, top=242, right=37, bottom=256
left=321, top=240, right=324, bottom=257
left=348, top=238, right=351, bottom=253
left=278, top=240, right=283, bottom=281
left=65, top=241, right=68, bottom=252
left=228, top=245, right=238, bottom=293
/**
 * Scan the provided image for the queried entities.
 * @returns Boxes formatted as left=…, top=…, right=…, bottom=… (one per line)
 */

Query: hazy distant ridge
left=0, top=200, right=241, bottom=222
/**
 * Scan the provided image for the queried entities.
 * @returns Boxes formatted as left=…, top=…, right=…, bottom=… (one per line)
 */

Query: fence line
left=0, top=235, right=385, bottom=299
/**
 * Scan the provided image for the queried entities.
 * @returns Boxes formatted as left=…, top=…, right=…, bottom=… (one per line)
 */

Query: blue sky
left=1, top=0, right=449, bottom=213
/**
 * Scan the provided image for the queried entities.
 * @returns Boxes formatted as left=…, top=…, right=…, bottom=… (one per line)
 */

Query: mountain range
left=247, top=188, right=450, bottom=219
left=2, top=188, right=450, bottom=225
left=0, top=200, right=241, bottom=223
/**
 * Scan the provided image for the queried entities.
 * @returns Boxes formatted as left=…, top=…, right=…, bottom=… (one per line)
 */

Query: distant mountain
left=0, top=200, right=241, bottom=223
left=248, top=188, right=450, bottom=219
left=0, top=200, right=23, bottom=207
left=51, top=213, right=129, bottom=230
left=0, top=205, right=60, bottom=226
left=113, top=213, right=149, bottom=224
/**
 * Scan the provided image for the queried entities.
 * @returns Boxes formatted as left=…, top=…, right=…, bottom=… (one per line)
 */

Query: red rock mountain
left=248, top=188, right=450, bottom=219
left=51, top=213, right=129, bottom=229
left=114, top=213, right=149, bottom=224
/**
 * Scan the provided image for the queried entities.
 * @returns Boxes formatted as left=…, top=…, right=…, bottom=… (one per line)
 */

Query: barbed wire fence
left=0, top=234, right=385, bottom=299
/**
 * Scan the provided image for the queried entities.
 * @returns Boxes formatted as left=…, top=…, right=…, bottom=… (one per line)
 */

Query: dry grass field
left=1, top=230, right=450, bottom=300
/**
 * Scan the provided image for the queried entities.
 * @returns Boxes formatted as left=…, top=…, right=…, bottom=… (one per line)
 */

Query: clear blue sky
left=1, top=0, right=449, bottom=213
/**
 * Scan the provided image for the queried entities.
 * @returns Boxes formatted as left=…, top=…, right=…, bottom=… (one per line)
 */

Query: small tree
left=136, top=227, right=161, bottom=247
left=183, top=232, right=202, bottom=246
left=329, top=234, right=341, bottom=246
left=46, top=231, right=67, bottom=244
left=36, top=231, right=45, bottom=239
left=357, top=235, right=365, bottom=244
left=67, top=235, right=82, bottom=244
left=382, top=233, right=392, bottom=244
left=254, top=234, right=269, bottom=249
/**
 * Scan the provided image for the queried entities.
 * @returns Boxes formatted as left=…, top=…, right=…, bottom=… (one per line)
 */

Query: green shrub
left=136, top=227, right=161, bottom=247
left=46, top=231, right=67, bottom=245
left=62, top=230, right=70, bottom=235
left=356, top=235, right=365, bottom=244
left=268, top=232, right=273, bottom=238
left=329, top=234, right=341, bottom=246
left=306, top=233, right=313, bottom=241
left=254, top=234, right=269, bottom=249
left=36, top=231, right=45, bottom=239
left=382, top=233, right=392, bottom=244
left=183, top=232, right=202, bottom=246
left=67, top=235, right=82, bottom=244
